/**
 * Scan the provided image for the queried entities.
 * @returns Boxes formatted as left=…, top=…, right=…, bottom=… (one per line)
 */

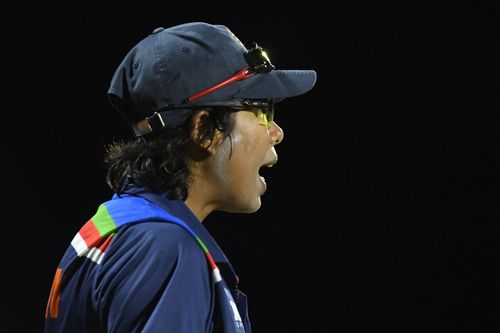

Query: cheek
left=230, top=130, right=262, bottom=170
left=214, top=132, right=260, bottom=187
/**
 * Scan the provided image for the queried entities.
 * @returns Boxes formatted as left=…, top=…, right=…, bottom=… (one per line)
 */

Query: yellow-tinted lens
left=257, top=111, right=269, bottom=128
left=257, top=106, right=274, bottom=129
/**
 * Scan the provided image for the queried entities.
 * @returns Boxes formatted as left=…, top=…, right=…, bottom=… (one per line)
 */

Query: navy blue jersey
left=45, top=188, right=251, bottom=332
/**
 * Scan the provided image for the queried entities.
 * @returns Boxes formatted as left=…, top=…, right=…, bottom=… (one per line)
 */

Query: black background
left=4, top=1, right=499, bottom=332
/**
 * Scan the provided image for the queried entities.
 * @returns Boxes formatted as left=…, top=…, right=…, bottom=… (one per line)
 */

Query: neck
left=184, top=186, right=217, bottom=222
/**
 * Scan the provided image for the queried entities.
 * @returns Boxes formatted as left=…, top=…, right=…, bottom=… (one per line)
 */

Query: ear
left=189, top=110, right=219, bottom=152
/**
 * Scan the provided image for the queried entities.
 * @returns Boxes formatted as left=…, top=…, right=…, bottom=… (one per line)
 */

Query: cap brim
left=235, top=69, right=317, bottom=101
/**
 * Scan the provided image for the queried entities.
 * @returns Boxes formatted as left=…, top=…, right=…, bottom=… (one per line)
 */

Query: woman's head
left=105, top=22, right=314, bottom=219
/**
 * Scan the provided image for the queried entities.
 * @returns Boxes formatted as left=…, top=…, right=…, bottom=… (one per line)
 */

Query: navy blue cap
left=108, top=22, right=317, bottom=127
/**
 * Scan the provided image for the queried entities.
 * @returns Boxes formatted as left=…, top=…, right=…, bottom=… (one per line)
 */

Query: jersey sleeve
left=94, top=221, right=214, bottom=333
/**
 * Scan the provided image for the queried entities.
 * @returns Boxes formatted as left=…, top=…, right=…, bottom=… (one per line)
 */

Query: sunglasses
left=135, top=99, right=275, bottom=136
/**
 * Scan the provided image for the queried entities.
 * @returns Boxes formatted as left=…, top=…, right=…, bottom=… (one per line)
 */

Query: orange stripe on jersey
left=45, top=268, right=63, bottom=319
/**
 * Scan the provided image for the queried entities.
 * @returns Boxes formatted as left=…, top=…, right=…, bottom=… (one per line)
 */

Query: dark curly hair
left=104, top=108, right=235, bottom=200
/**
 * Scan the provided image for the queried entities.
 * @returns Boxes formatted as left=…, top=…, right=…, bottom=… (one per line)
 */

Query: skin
left=185, top=109, right=284, bottom=222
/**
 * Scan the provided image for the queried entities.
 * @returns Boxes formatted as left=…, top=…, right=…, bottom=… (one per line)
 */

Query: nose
left=270, top=121, right=284, bottom=145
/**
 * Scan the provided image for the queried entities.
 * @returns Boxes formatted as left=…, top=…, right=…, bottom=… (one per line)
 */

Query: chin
left=246, top=196, right=262, bottom=213
left=227, top=197, right=262, bottom=214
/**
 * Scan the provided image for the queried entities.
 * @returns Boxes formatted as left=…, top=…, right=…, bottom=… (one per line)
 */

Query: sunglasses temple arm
left=184, top=67, right=255, bottom=103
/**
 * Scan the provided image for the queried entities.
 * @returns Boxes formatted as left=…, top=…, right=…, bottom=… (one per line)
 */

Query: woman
left=45, top=21, right=316, bottom=332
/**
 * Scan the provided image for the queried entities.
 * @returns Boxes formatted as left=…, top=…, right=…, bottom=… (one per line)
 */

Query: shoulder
left=93, top=222, right=215, bottom=329
left=97, top=221, right=209, bottom=288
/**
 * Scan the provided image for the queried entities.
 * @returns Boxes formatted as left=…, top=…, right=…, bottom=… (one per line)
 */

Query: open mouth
left=258, top=158, right=277, bottom=185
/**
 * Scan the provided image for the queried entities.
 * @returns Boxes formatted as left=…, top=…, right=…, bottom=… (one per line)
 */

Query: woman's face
left=207, top=108, right=284, bottom=213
